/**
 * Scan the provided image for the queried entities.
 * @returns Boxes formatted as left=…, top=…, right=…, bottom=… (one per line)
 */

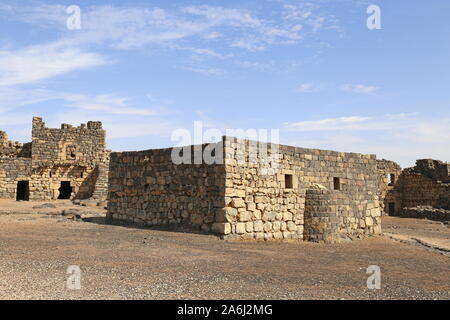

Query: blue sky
left=0, top=0, right=449, bottom=167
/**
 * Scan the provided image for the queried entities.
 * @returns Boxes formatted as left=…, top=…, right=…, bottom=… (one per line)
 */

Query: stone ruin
left=107, top=137, right=382, bottom=242
left=0, top=117, right=109, bottom=201
left=377, top=158, right=450, bottom=221
left=1, top=117, right=448, bottom=242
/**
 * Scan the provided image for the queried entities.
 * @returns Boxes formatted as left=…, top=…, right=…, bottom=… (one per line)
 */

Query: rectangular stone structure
left=108, top=136, right=382, bottom=242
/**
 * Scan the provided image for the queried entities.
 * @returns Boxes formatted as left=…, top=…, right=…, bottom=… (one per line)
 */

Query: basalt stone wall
left=0, top=158, right=32, bottom=198
left=107, top=137, right=382, bottom=242
left=29, top=117, right=109, bottom=200
left=304, top=189, right=341, bottom=243
left=0, top=117, right=109, bottom=201
left=218, top=137, right=381, bottom=242
left=400, top=206, right=450, bottom=222
left=375, top=158, right=450, bottom=216
left=377, top=159, right=403, bottom=215
left=31, top=117, right=106, bottom=164
left=414, top=159, right=450, bottom=183
left=396, top=173, right=450, bottom=210
left=218, top=137, right=305, bottom=240
left=0, top=131, right=32, bottom=158
left=107, top=143, right=226, bottom=231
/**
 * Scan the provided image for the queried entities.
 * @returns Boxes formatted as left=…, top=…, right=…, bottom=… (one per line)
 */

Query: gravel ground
left=0, top=204, right=449, bottom=300
left=383, top=216, right=450, bottom=256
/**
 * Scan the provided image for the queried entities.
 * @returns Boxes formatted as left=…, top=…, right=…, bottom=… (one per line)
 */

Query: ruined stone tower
left=0, top=117, right=109, bottom=201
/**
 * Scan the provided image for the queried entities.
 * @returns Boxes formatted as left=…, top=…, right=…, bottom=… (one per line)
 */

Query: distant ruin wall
left=0, top=117, right=109, bottom=201
left=377, top=159, right=403, bottom=215
left=399, top=206, right=450, bottom=222
left=0, top=131, right=32, bottom=158
left=414, top=159, right=450, bottom=183
left=377, top=159, right=450, bottom=215
left=0, top=158, right=32, bottom=199
left=31, top=117, right=106, bottom=164
left=398, top=173, right=449, bottom=210
left=107, top=143, right=226, bottom=231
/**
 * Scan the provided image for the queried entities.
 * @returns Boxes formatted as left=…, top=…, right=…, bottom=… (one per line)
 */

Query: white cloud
left=413, top=122, right=450, bottom=143
left=180, top=66, right=224, bottom=76
left=105, top=122, right=176, bottom=139
left=282, top=112, right=450, bottom=167
left=0, top=114, right=31, bottom=126
left=182, top=5, right=262, bottom=27
left=3, top=3, right=339, bottom=53
left=64, top=94, right=162, bottom=116
left=283, top=3, right=339, bottom=33
left=0, top=88, right=163, bottom=116
left=231, top=40, right=266, bottom=52
left=340, top=84, right=378, bottom=95
left=286, top=116, right=370, bottom=131
left=295, top=83, right=317, bottom=93
left=0, top=2, right=343, bottom=79
left=0, top=42, right=106, bottom=87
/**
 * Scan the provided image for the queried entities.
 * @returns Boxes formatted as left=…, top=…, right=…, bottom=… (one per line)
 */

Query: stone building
left=377, top=159, right=403, bottom=215
left=0, top=117, right=109, bottom=201
left=378, top=158, right=450, bottom=219
left=107, top=136, right=382, bottom=242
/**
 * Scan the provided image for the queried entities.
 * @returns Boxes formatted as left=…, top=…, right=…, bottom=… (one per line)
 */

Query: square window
left=285, top=174, right=293, bottom=189
left=333, top=177, right=341, bottom=190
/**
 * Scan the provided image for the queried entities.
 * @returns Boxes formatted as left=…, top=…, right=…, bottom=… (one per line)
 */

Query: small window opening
left=49, top=172, right=52, bottom=178
left=333, top=177, right=341, bottom=190
left=80, top=172, right=83, bottom=178
left=388, top=174, right=395, bottom=186
left=285, top=174, right=293, bottom=189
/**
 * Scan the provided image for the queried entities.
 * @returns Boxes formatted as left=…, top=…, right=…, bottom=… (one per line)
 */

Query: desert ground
left=0, top=200, right=448, bottom=300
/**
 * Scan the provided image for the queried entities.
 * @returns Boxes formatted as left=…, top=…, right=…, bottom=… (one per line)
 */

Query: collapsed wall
left=107, top=136, right=382, bottom=242
left=399, top=159, right=450, bottom=210
left=377, top=158, right=450, bottom=219
left=0, top=131, right=32, bottom=158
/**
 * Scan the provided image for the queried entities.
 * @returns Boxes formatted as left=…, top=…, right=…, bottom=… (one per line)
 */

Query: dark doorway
left=58, top=181, right=72, bottom=199
left=388, top=203, right=396, bottom=216
left=16, top=181, right=29, bottom=201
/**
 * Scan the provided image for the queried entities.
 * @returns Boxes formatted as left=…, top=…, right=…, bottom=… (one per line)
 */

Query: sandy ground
left=0, top=200, right=449, bottom=300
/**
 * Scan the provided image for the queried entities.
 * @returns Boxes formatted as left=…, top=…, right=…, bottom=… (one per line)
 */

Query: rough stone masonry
left=378, top=158, right=450, bottom=220
left=3, top=117, right=447, bottom=241
left=107, top=136, right=382, bottom=243
left=0, top=117, right=109, bottom=201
